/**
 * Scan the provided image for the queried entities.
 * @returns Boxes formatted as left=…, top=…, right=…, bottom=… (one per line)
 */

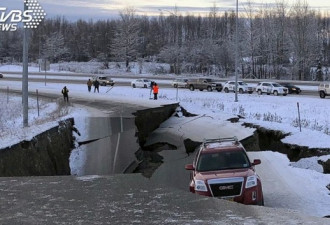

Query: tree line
left=0, top=1, right=329, bottom=80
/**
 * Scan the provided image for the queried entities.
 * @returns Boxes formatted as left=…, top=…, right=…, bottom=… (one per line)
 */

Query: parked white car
left=131, top=79, right=153, bottom=88
left=223, top=81, right=254, bottom=94
left=255, top=82, right=288, bottom=96
left=171, top=78, right=189, bottom=88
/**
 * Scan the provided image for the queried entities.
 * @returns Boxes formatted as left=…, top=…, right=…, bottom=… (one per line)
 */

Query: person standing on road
left=61, top=86, right=69, bottom=102
left=87, top=79, right=93, bottom=92
left=153, top=82, right=159, bottom=100
left=150, top=81, right=155, bottom=99
left=94, top=79, right=100, bottom=93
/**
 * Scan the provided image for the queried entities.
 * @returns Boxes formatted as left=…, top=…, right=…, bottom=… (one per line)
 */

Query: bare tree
left=288, top=0, right=319, bottom=80
left=111, top=7, right=141, bottom=72
left=42, top=32, right=69, bottom=62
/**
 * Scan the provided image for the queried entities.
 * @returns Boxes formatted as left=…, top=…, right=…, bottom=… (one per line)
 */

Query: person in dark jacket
left=94, top=79, right=100, bottom=93
left=61, top=86, right=69, bottom=102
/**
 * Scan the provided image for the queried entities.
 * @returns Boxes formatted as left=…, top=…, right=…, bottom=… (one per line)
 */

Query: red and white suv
left=185, top=137, right=264, bottom=205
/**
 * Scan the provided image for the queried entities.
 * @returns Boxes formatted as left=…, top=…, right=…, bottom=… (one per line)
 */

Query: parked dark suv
left=185, top=137, right=264, bottom=205
left=280, top=83, right=301, bottom=94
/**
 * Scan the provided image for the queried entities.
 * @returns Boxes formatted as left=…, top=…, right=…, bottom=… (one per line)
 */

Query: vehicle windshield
left=238, top=82, right=247, bottom=86
left=196, top=151, right=250, bottom=172
left=272, top=83, right=282, bottom=87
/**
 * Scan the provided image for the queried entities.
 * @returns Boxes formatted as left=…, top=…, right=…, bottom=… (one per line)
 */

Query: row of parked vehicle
left=108, top=76, right=329, bottom=98
left=172, top=78, right=303, bottom=96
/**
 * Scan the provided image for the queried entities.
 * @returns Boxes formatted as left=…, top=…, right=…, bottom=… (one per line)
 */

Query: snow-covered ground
left=0, top=64, right=329, bottom=217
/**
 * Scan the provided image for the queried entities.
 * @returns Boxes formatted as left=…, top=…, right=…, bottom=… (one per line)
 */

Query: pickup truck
left=187, top=78, right=223, bottom=92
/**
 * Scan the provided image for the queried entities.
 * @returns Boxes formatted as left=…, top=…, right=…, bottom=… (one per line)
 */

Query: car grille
left=208, top=177, right=243, bottom=197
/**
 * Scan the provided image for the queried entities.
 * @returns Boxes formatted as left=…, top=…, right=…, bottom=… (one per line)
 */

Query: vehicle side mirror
left=252, top=159, right=261, bottom=166
left=185, top=164, right=194, bottom=170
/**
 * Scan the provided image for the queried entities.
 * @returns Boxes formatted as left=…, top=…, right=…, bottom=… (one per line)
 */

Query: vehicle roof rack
left=203, top=136, right=239, bottom=147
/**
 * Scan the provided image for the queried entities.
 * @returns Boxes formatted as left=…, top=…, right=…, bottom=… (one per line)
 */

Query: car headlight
left=245, top=175, right=257, bottom=188
left=195, top=180, right=208, bottom=192
left=292, top=88, right=296, bottom=90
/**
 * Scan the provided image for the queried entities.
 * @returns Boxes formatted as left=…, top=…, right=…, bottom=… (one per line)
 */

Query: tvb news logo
left=0, top=0, right=46, bottom=31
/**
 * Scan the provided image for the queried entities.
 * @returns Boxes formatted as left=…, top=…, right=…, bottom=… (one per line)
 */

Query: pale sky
left=1, top=0, right=330, bottom=21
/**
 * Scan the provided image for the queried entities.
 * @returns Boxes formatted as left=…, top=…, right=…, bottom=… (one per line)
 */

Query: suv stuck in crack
left=318, top=82, right=330, bottom=98
left=185, top=137, right=264, bottom=205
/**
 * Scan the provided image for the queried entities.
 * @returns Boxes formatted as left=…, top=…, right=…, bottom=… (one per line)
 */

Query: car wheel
left=283, top=94, right=287, bottom=96
left=207, top=86, right=212, bottom=92
left=239, top=88, right=243, bottom=94
left=224, top=88, right=229, bottom=93
left=199, top=89, right=203, bottom=91
left=273, top=90, right=278, bottom=96
left=144, top=84, right=147, bottom=88
left=258, top=198, right=264, bottom=206
left=257, top=90, right=262, bottom=95
left=217, top=88, right=222, bottom=92
left=320, top=91, right=326, bottom=98
left=174, top=84, right=178, bottom=88
left=189, top=85, right=195, bottom=91
left=132, top=84, right=136, bottom=88
left=248, top=91, right=253, bottom=94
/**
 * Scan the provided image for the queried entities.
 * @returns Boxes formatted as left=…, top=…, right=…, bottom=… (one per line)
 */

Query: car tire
left=217, top=88, right=222, bottom=92
left=144, top=84, right=147, bottom=88
left=174, top=84, right=178, bottom=88
left=239, top=88, right=243, bottom=94
left=132, top=84, right=136, bottom=88
left=273, top=90, right=278, bottom=96
left=248, top=91, right=253, bottom=94
left=224, top=88, right=229, bottom=93
left=257, top=90, right=262, bottom=95
left=258, top=198, right=264, bottom=206
left=207, top=86, right=212, bottom=92
left=189, top=85, right=195, bottom=91
left=320, top=91, right=326, bottom=98
left=199, top=89, right=203, bottom=91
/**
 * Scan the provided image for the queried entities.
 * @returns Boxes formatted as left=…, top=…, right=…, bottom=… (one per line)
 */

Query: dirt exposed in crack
left=133, top=143, right=177, bottom=178
left=242, top=122, right=330, bottom=162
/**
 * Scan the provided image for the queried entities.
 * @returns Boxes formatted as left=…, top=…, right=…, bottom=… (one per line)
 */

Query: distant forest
left=0, top=1, right=330, bottom=80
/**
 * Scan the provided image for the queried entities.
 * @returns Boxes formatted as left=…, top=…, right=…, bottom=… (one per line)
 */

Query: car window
left=272, top=83, right=281, bottom=87
left=196, top=151, right=250, bottom=172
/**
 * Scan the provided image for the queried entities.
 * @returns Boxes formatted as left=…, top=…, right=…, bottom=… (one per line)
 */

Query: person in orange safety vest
left=153, top=82, right=159, bottom=100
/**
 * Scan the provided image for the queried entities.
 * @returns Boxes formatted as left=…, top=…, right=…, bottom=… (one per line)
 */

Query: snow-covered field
left=0, top=64, right=329, bottom=217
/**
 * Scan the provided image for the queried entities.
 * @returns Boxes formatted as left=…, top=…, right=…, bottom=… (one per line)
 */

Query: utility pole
left=234, top=0, right=239, bottom=102
left=22, top=2, right=29, bottom=127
